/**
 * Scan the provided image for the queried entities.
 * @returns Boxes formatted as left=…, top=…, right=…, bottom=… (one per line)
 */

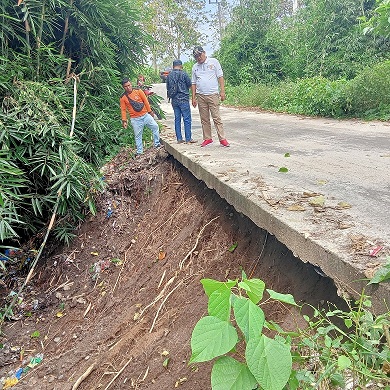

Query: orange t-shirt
left=120, top=89, right=152, bottom=120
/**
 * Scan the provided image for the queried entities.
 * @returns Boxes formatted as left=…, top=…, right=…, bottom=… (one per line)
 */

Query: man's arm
left=218, top=76, right=226, bottom=101
left=119, top=96, right=128, bottom=128
left=191, top=84, right=197, bottom=107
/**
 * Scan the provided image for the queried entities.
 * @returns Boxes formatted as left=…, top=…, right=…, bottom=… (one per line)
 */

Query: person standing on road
left=166, top=59, right=196, bottom=144
left=137, top=74, right=145, bottom=87
left=120, top=78, right=161, bottom=155
left=191, top=46, right=229, bottom=147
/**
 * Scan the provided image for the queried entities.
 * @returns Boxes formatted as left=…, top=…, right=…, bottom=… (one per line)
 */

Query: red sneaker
left=220, top=139, right=230, bottom=147
left=201, top=139, right=213, bottom=147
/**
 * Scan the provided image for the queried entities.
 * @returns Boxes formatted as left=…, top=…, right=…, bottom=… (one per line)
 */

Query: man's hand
left=192, top=98, right=197, bottom=108
left=220, top=92, right=226, bottom=101
left=122, top=120, right=128, bottom=129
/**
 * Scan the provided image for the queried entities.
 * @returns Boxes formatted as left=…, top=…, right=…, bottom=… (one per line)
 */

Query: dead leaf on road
left=302, top=191, right=322, bottom=198
left=309, top=195, right=325, bottom=207
left=337, top=201, right=352, bottom=209
left=287, top=204, right=306, bottom=211
left=338, top=221, right=354, bottom=229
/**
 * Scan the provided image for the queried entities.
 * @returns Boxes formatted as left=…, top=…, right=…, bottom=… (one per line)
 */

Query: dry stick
left=383, top=324, right=390, bottom=349
left=69, top=73, right=79, bottom=138
left=112, top=251, right=128, bottom=294
left=157, top=269, right=166, bottom=289
left=139, top=276, right=176, bottom=317
left=248, top=232, right=269, bottom=279
left=104, top=357, right=133, bottom=390
left=72, top=363, right=96, bottom=390
left=149, top=281, right=183, bottom=333
left=179, top=216, right=220, bottom=270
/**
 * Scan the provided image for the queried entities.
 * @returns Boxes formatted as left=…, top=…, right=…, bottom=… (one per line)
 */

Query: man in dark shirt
left=166, top=60, right=196, bottom=144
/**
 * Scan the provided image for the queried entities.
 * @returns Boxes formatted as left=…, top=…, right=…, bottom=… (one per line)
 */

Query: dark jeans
left=172, top=101, right=192, bottom=142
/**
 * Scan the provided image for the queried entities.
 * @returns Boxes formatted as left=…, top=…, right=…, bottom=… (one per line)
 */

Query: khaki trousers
left=196, top=93, right=226, bottom=141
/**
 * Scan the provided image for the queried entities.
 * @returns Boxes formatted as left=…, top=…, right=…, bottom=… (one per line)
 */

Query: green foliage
left=191, top=275, right=390, bottom=389
left=344, top=60, right=390, bottom=119
left=190, top=275, right=295, bottom=390
left=219, top=0, right=389, bottom=85
left=225, top=77, right=349, bottom=117
left=0, top=79, right=107, bottom=243
left=0, top=0, right=148, bottom=78
left=361, top=0, right=390, bottom=38
left=295, top=293, right=390, bottom=388
left=368, top=256, right=390, bottom=284
left=0, top=0, right=157, bottom=249
left=224, top=63, right=390, bottom=120
left=144, top=0, right=205, bottom=66
left=270, top=77, right=349, bottom=117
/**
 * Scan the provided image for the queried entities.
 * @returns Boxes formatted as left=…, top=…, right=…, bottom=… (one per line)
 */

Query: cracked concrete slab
left=153, top=83, right=390, bottom=312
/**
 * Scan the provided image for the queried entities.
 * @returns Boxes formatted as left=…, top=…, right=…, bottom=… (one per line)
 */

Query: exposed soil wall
left=0, top=148, right=346, bottom=389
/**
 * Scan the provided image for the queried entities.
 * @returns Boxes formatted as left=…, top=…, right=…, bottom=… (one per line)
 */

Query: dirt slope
left=0, top=146, right=343, bottom=390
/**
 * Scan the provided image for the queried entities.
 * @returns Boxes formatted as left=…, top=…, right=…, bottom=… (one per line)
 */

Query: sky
left=181, top=0, right=236, bottom=62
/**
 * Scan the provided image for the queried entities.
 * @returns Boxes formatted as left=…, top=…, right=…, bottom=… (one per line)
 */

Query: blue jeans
left=172, top=101, right=192, bottom=142
left=130, top=113, right=160, bottom=154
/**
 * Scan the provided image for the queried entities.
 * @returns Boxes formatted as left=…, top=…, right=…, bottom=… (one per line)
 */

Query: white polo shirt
left=191, top=57, right=223, bottom=95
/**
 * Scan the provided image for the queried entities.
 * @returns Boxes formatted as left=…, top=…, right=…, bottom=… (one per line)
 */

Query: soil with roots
left=0, top=146, right=344, bottom=390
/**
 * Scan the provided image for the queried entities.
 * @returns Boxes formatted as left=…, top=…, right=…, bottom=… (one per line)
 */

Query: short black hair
left=121, top=77, right=130, bottom=86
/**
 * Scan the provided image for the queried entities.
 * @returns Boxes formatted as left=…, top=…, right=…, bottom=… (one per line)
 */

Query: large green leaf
left=233, top=296, right=265, bottom=342
left=246, top=335, right=292, bottom=390
left=208, top=287, right=232, bottom=321
left=201, top=278, right=237, bottom=297
left=266, top=289, right=298, bottom=306
left=368, top=257, right=390, bottom=284
left=211, top=356, right=257, bottom=390
left=190, top=316, right=238, bottom=363
left=238, top=278, right=265, bottom=304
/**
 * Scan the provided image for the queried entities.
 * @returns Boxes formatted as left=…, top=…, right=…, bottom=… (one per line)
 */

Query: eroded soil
left=0, top=146, right=344, bottom=389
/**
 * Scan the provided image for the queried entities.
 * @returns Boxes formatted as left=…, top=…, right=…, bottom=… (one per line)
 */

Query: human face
left=123, top=81, right=133, bottom=94
left=194, top=51, right=206, bottom=64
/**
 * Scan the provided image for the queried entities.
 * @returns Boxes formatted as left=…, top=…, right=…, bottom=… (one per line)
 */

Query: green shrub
left=344, top=60, right=390, bottom=119
left=278, top=77, right=348, bottom=117
left=190, top=273, right=390, bottom=390
left=226, top=78, right=348, bottom=118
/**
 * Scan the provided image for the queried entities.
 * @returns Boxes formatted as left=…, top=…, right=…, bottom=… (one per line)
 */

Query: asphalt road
left=153, top=82, right=390, bottom=308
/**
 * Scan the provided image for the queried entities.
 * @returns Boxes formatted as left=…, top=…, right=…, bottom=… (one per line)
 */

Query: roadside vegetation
left=224, top=61, right=390, bottom=120
left=219, top=0, right=390, bottom=120
left=191, top=272, right=390, bottom=390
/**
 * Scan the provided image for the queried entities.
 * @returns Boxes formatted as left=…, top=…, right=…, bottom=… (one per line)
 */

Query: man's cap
left=193, top=46, right=205, bottom=58
left=172, top=59, right=183, bottom=67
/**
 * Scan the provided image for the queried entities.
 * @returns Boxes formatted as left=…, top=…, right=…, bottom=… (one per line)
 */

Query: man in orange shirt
left=120, top=78, right=161, bottom=155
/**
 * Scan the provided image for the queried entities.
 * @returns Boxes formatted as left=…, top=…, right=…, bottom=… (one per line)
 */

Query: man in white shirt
left=191, top=46, right=230, bottom=147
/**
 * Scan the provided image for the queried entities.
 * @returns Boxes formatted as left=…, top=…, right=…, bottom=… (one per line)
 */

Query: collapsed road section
left=159, top=101, right=390, bottom=313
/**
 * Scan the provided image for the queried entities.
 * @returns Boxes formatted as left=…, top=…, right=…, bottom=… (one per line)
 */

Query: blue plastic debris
left=15, top=367, right=23, bottom=380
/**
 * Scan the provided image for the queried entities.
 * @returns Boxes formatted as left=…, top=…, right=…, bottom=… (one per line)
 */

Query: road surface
left=153, top=82, right=390, bottom=311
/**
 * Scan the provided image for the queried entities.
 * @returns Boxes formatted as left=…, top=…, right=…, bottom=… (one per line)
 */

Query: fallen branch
left=112, top=251, right=129, bottom=294
left=179, top=216, right=220, bottom=269
left=104, top=357, right=133, bottom=390
left=139, top=276, right=175, bottom=318
left=157, top=269, right=166, bottom=289
left=149, top=281, right=183, bottom=333
left=72, top=362, right=96, bottom=390
left=249, top=232, right=268, bottom=278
